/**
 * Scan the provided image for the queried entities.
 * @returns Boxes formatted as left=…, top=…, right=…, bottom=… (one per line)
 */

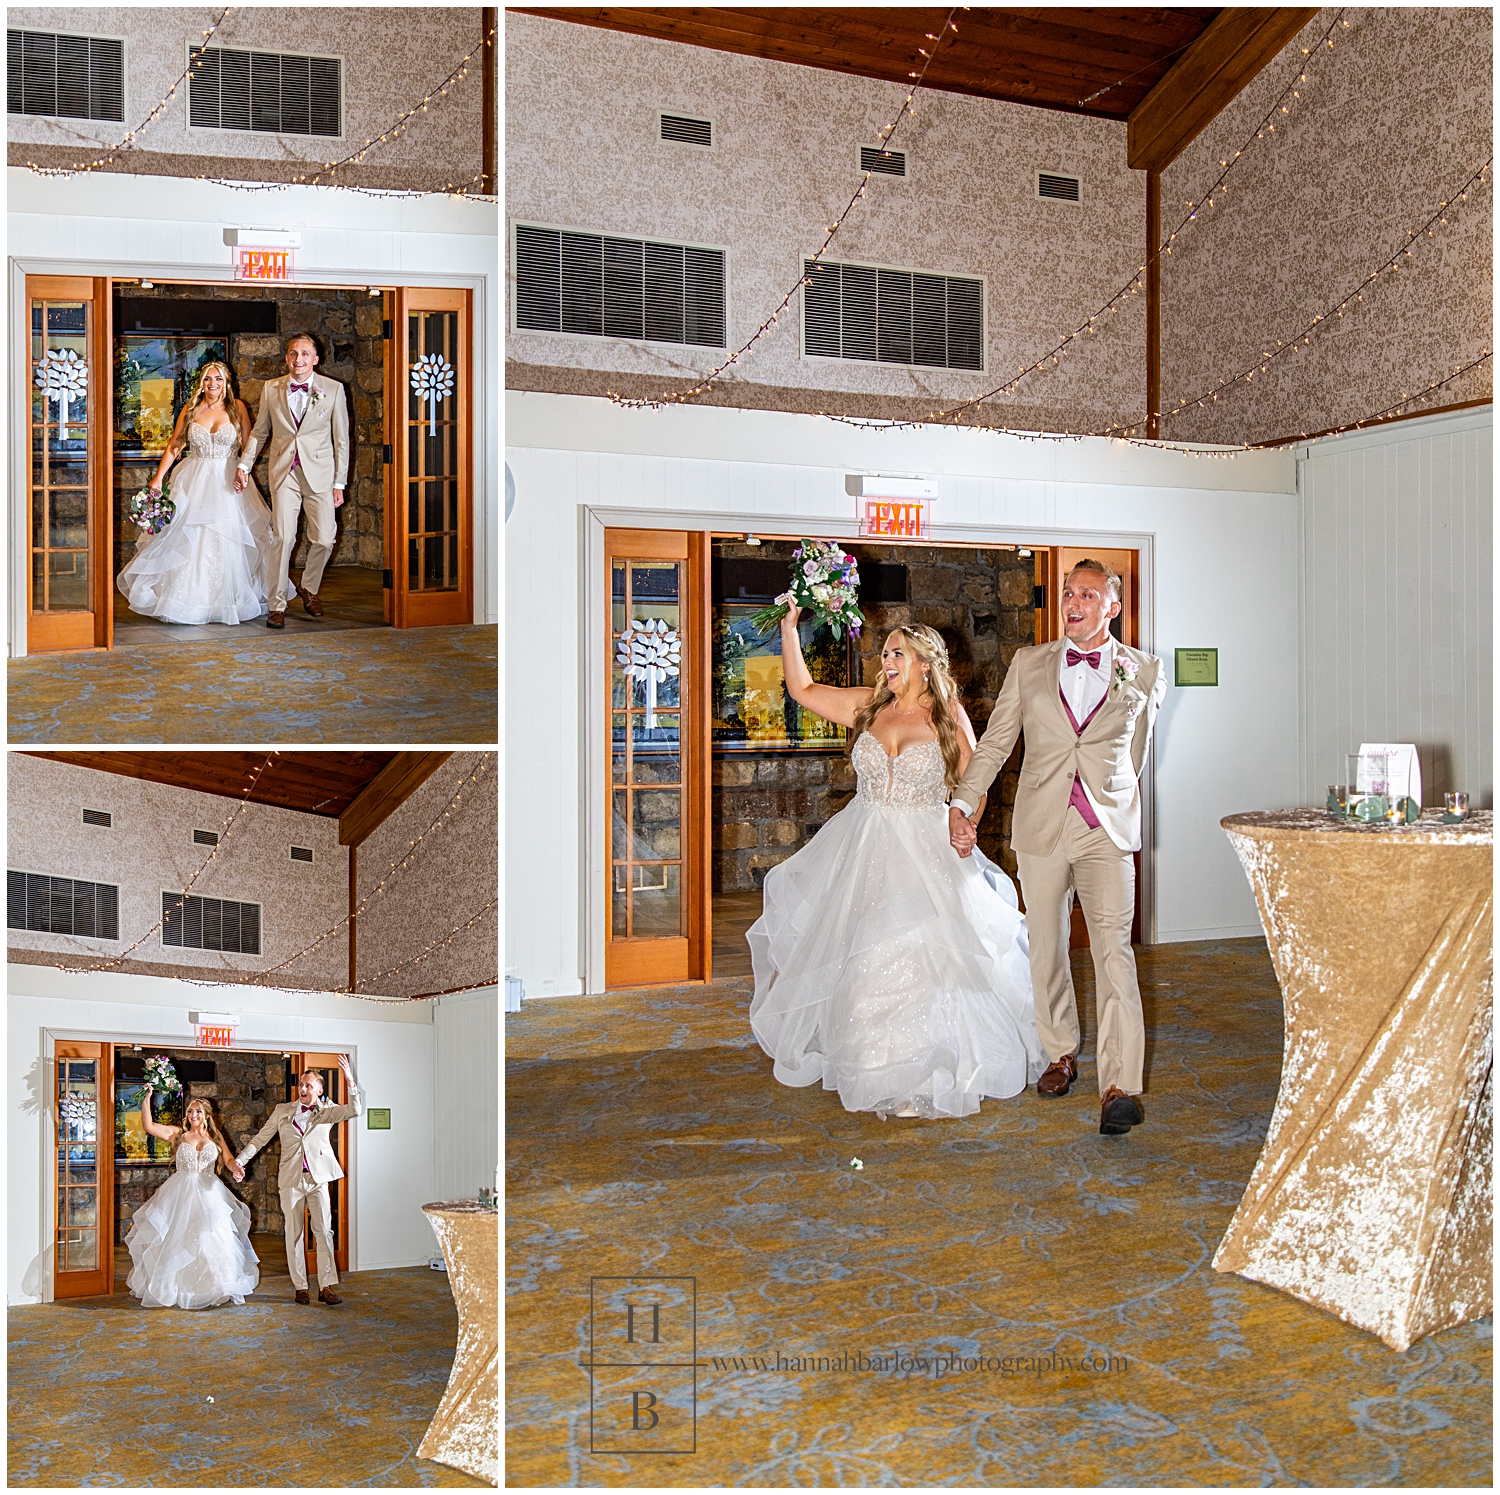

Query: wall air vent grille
left=1037, top=171, right=1082, bottom=203
left=162, top=892, right=261, bottom=954
left=660, top=112, right=711, bottom=147
left=193, top=829, right=220, bottom=846
left=860, top=146, right=906, bottom=177
left=7, top=29, right=123, bottom=121
left=290, top=846, right=314, bottom=862
left=188, top=44, right=341, bottom=138
left=804, top=258, right=983, bottom=371
left=515, top=224, right=726, bottom=348
left=8, top=871, right=120, bottom=939
left=82, top=808, right=112, bottom=827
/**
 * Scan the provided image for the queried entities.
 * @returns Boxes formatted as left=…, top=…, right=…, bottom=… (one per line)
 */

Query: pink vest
left=1059, top=689, right=1105, bottom=830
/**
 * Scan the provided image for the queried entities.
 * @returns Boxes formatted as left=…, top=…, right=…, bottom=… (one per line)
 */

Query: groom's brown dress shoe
left=1100, top=1086, right=1144, bottom=1135
left=1037, top=1054, right=1077, bottom=1097
left=266, top=611, right=285, bottom=629
left=319, top=1288, right=342, bottom=1305
left=296, top=584, right=323, bottom=618
left=294, top=1289, right=310, bottom=1304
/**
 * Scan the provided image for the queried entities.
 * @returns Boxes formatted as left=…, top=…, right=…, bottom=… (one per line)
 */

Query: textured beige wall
left=7, top=755, right=347, bottom=990
left=1160, top=7, right=1492, bottom=445
left=355, top=752, right=497, bottom=999
left=505, top=12, right=1147, bottom=433
left=8, top=6, right=485, bottom=191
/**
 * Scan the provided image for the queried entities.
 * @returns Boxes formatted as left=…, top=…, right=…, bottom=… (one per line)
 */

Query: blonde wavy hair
left=851, top=624, right=965, bottom=787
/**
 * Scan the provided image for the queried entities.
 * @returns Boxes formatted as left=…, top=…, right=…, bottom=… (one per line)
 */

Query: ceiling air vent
left=193, top=829, right=220, bottom=846
left=860, top=146, right=907, bottom=178
left=1037, top=171, right=1082, bottom=203
left=290, top=846, right=314, bottom=863
left=82, top=808, right=112, bottom=827
left=660, top=112, right=712, bottom=148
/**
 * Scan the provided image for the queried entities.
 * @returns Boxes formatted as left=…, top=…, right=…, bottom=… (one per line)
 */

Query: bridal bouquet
left=143, top=1055, right=182, bottom=1095
left=129, top=486, right=175, bottom=536
left=749, top=540, right=864, bottom=641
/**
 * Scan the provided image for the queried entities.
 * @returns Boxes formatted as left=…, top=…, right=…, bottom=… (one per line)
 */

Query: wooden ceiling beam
left=338, top=752, right=453, bottom=848
left=1127, top=7, right=1320, bottom=171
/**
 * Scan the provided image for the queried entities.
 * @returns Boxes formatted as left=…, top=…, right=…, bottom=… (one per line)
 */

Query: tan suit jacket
left=954, top=638, right=1166, bottom=857
left=239, top=372, right=349, bottom=495
left=236, top=1088, right=362, bottom=1191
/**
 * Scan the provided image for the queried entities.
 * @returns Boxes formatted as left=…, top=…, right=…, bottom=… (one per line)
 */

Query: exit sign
left=236, top=247, right=294, bottom=281
left=859, top=498, right=930, bottom=538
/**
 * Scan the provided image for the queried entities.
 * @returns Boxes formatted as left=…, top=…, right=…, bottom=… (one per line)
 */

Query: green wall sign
left=1175, top=648, right=1218, bottom=687
left=367, top=1108, right=391, bottom=1130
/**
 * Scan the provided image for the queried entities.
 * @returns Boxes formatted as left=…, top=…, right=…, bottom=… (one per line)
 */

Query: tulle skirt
left=125, top=1170, right=260, bottom=1309
left=748, top=797, right=1048, bottom=1118
left=116, top=454, right=273, bottom=624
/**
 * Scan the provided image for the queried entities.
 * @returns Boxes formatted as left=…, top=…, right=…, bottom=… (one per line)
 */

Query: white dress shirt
left=951, top=634, right=1116, bottom=820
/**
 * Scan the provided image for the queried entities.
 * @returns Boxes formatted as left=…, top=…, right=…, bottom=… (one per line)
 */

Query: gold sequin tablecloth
left=420, top=1203, right=498, bottom=1484
left=1215, top=809, right=1492, bottom=1351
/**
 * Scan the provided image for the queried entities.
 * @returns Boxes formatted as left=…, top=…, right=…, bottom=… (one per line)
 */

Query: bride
left=748, top=608, right=1047, bottom=1118
left=116, top=362, right=273, bottom=624
left=126, top=1089, right=259, bottom=1309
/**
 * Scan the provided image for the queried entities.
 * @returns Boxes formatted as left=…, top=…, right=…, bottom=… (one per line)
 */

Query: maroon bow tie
left=1066, top=648, right=1102, bottom=669
left=289, top=382, right=310, bottom=392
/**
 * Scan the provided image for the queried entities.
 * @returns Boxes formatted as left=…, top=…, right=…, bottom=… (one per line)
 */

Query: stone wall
left=116, top=1048, right=293, bottom=1242
left=113, top=283, right=384, bottom=575
left=713, top=540, right=1035, bottom=890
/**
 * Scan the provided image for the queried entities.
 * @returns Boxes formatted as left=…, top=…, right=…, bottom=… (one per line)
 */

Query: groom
left=948, top=560, right=1166, bottom=1136
left=236, top=1054, right=362, bottom=1304
left=235, top=332, right=349, bottom=629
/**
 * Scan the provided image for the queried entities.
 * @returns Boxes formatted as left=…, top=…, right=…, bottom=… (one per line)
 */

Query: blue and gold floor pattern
left=505, top=939, right=1491, bottom=1486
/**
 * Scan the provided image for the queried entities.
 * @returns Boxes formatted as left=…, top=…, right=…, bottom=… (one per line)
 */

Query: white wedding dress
left=125, top=1140, right=260, bottom=1309
left=116, top=421, right=273, bottom=624
left=748, top=734, right=1048, bottom=1117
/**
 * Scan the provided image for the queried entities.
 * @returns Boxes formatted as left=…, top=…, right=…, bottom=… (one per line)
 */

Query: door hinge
left=382, top=569, right=393, bottom=589
left=382, top=318, right=393, bottom=340
left=382, top=444, right=392, bottom=464
left=1034, top=584, right=1047, bottom=609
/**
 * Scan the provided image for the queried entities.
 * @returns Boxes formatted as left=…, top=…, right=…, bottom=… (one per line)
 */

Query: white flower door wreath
left=615, top=617, right=681, bottom=729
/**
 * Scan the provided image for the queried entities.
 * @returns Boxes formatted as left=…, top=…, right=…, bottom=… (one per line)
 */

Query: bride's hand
left=781, top=602, right=802, bottom=629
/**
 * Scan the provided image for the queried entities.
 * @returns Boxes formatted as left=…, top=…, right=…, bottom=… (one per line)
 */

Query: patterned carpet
left=8, top=1265, right=488, bottom=1487
left=8, top=625, right=497, bottom=744
left=505, top=939, right=1492, bottom=1487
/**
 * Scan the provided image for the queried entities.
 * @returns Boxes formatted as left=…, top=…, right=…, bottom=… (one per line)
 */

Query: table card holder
left=1360, top=742, right=1422, bottom=820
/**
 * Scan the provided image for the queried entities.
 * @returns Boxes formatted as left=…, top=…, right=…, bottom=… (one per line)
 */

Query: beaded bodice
left=175, top=1139, right=219, bottom=1176
left=852, top=734, right=948, bottom=810
left=187, top=422, right=240, bottom=459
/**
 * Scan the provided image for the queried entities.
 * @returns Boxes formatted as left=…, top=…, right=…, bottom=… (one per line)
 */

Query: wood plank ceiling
left=509, top=7, right=1223, bottom=120
left=23, top=751, right=398, bottom=818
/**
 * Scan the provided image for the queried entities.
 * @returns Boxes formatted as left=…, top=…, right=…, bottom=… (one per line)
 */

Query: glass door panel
left=603, top=530, right=709, bottom=988
left=53, top=1041, right=113, bottom=1298
left=387, top=287, right=473, bottom=628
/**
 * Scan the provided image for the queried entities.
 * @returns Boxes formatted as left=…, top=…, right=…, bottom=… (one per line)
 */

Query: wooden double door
left=23, top=276, right=474, bottom=652
left=51, top=1042, right=351, bottom=1300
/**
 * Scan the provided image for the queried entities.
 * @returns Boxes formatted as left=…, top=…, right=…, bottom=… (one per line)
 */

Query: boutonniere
left=309, top=387, right=326, bottom=405
left=1112, top=654, right=1139, bottom=691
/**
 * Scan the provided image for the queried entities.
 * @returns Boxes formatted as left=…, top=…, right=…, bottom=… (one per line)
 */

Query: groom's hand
left=332, top=487, right=344, bottom=508
left=948, top=805, right=978, bottom=858
left=234, top=468, right=249, bottom=492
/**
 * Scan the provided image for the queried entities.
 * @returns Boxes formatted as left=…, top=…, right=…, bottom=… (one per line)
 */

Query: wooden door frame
left=386, top=285, right=475, bottom=629
left=24, top=274, right=113, bottom=653
left=600, top=527, right=710, bottom=989
left=292, top=1052, right=353, bottom=1279
left=52, top=1040, right=114, bottom=1300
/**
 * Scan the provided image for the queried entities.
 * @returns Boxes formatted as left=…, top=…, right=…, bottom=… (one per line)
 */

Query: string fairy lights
left=22, top=8, right=496, bottom=202
left=32, top=753, right=496, bottom=1001
left=607, top=7, right=966, bottom=411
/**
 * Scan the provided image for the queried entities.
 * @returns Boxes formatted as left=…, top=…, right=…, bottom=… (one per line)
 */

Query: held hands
left=948, top=805, right=978, bottom=858
left=232, top=1163, right=245, bottom=1182
left=233, top=468, right=249, bottom=492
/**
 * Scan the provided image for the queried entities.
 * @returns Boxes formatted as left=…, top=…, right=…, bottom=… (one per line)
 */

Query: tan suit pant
left=269, top=467, right=336, bottom=611
left=1016, top=806, right=1144, bottom=1095
left=282, top=1174, right=339, bottom=1289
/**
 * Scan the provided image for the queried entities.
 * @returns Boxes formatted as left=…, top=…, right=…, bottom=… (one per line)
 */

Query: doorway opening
left=708, top=534, right=1143, bottom=979
left=53, top=1038, right=353, bottom=1302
